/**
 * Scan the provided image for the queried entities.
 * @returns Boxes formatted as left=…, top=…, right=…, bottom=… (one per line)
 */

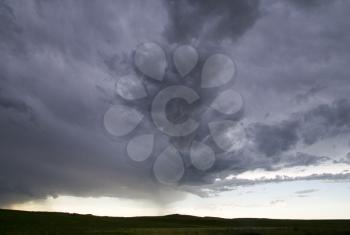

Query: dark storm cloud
left=184, top=98, right=350, bottom=186
left=249, top=120, right=299, bottom=157
left=334, top=153, right=350, bottom=164
left=0, top=0, right=22, bottom=49
left=214, top=98, right=350, bottom=172
left=163, top=0, right=260, bottom=44
left=282, top=152, right=329, bottom=168
left=183, top=173, right=350, bottom=197
left=294, top=85, right=326, bottom=104
left=288, top=0, right=330, bottom=9
left=0, top=94, right=32, bottom=114
left=194, top=150, right=330, bottom=187
left=300, top=99, right=350, bottom=144
left=0, top=0, right=177, bottom=206
left=248, top=99, right=350, bottom=157
left=1, top=0, right=350, bottom=206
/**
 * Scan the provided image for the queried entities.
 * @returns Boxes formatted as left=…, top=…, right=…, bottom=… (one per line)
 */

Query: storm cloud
left=1, top=0, right=350, bottom=206
left=163, top=0, right=260, bottom=44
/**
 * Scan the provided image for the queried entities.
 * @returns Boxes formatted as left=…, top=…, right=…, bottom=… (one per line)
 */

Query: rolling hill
left=0, top=209, right=349, bottom=235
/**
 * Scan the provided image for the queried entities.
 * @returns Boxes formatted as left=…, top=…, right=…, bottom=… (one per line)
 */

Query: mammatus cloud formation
left=0, top=0, right=350, bottom=206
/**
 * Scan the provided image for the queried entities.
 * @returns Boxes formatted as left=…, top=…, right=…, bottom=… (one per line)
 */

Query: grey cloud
left=196, top=99, right=349, bottom=182
left=0, top=0, right=173, bottom=206
left=247, top=99, right=350, bottom=158
left=0, top=94, right=32, bottom=114
left=299, top=99, right=350, bottom=145
left=1, top=0, right=350, bottom=207
left=248, top=120, right=299, bottom=157
left=188, top=173, right=350, bottom=197
left=163, top=0, right=260, bottom=44
left=295, top=189, right=318, bottom=195
left=288, top=0, right=330, bottom=9
left=282, top=152, right=329, bottom=168
left=182, top=148, right=330, bottom=187
left=334, top=153, right=350, bottom=164
left=180, top=100, right=350, bottom=185
left=294, top=85, right=326, bottom=104
left=0, top=0, right=22, bottom=50
left=270, top=199, right=284, bottom=205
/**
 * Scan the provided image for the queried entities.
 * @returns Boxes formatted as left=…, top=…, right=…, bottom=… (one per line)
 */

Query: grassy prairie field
left=0, top=209, right=349, bottom=235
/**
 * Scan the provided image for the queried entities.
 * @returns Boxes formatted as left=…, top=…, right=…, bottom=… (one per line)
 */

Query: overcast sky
left=1, top=0, right=350, bottom=218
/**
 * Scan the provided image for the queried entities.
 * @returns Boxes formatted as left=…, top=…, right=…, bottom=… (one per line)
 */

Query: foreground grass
left=0, top=209, right=349, bottom=235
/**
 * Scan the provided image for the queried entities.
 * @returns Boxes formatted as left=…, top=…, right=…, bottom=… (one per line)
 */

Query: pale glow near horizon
left=7, top=180, right=350, bottom=219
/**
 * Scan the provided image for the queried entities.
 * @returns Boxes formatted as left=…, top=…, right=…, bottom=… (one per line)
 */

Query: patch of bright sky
left=302, top=133, right=350, bottom=160
left=234, top=163, right=350, bottom=180
left=166, top=180, right=350, bottom=219
left=8, top=181, right=350, bottom=219
left=8, top=196, right=161, bottom=217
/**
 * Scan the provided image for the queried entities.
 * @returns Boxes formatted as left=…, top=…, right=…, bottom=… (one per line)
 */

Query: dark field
left=0, top=209, right=349, bottom=235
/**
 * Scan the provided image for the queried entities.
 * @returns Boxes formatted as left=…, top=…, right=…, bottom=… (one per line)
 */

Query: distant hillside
left=0, top=209, right=349, bottom=235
